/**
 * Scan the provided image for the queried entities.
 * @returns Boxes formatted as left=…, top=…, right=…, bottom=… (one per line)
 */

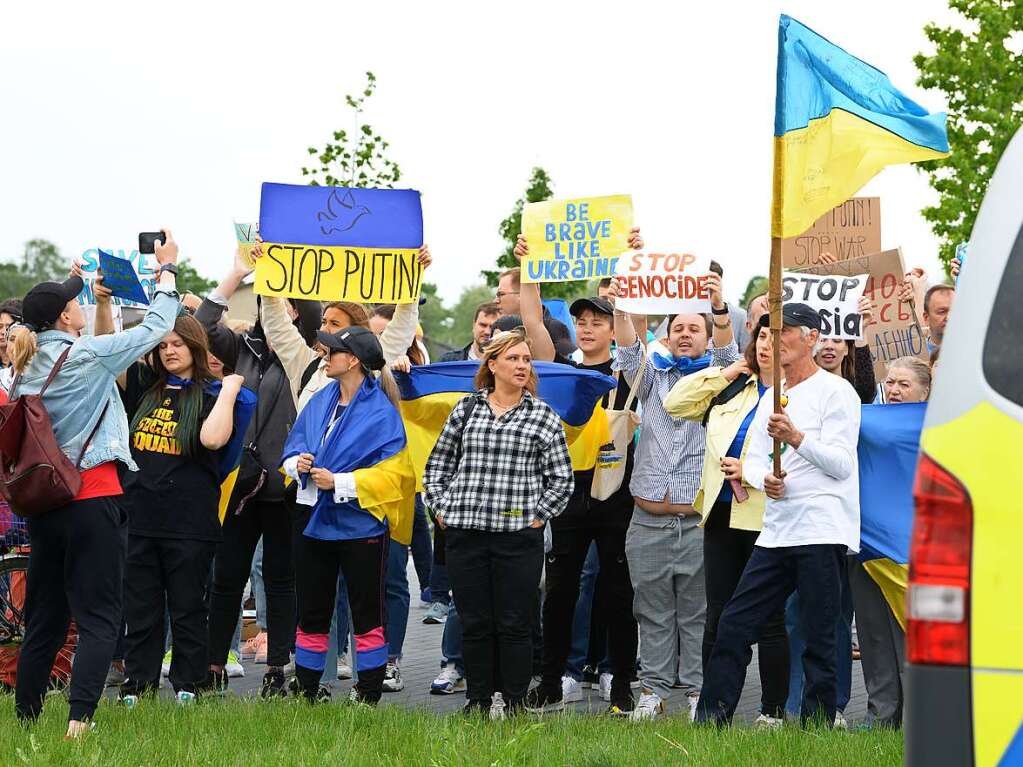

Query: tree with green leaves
left=915, top=0, right=1023, bottom=275
left=485, top=167, right=553, bottom=285
left=302, top=71, right=402, bottom=189
left=176, top=259, right=217, bottom=297
left=740, top=275, right=768, bottom=308
left=0, top=239, right=66, bottom=299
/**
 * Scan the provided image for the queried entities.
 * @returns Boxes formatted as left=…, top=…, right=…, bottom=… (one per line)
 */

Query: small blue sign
left=98, top=249, right=150, bottom=305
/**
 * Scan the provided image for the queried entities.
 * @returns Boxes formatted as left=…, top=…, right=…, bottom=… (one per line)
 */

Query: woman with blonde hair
left=423, top=328, right=574, bottom=717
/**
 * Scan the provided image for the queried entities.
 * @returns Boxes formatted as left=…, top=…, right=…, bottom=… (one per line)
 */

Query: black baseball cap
left=756, top=302, right=821, bottom=332
left=316, top=327, right=386, bottom=371
left=22, top=276, right=84, bottom=330
left=569, top=296, right=614, bottom=318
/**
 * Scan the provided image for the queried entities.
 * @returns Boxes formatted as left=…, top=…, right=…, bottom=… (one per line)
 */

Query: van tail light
left=908, top=452, right=972, bottom=666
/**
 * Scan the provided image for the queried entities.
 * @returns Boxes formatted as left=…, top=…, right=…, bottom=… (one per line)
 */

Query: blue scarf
left=165, top=374, right=257, bottom=481
left=650, top=351, right=713, bottom=374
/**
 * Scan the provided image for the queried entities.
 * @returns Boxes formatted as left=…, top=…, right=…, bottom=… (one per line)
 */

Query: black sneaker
left=315, top=685, right=332, bottom=703
left=607, top=696, right=635, bottom=717
left=260, top=668, right=287, bottom=699
left=524, top=684, right=565, bottom=714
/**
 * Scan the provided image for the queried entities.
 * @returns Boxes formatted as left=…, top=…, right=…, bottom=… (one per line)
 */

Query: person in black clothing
left=118, top=316, right=247, bottom=702
left=440, top=302, right=501, bottom=362
left=513, top=231, right=644, bottom=716
left=195, top=253, right=322, bottom=697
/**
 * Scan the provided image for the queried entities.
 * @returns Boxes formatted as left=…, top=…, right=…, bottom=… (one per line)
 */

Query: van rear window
left=983, top=224, right=1023, bottom=406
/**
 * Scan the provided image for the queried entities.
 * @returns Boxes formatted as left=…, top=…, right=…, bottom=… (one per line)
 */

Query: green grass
left=0, top=698, right=903, bottom=767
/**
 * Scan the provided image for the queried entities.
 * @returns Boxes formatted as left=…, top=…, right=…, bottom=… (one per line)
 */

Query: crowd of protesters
left=0, top=227, right=961, bottom=738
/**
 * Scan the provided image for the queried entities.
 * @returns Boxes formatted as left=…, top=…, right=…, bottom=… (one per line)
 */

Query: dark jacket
left=441, top=344, right=472, bottom=362
left=195, top=296, right=321, bottom=508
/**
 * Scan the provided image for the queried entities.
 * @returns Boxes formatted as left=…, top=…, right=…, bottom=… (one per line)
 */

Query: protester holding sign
left=423, top=328, right=574, bottom=718
left=513, top=232, right=642, bottom=717
left=605, top=270, right=739, bottom=721
left=663, top=315, right=789, bottom=727
left=697, top=303, right=862, bottom=728
left=12, top=231, right=180, bottom=739
left=282, top=327, right=415, bottom=705
left=196, top=252, right=322, bottom=698
left=118, top=317, right=249, bottom=705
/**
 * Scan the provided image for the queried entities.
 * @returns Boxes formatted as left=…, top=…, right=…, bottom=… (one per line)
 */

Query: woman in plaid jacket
left=423, top=327, right=574, bottom=718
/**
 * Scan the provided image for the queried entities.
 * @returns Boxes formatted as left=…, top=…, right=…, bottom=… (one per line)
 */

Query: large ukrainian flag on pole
left=772, top=14, right=950, bottom=238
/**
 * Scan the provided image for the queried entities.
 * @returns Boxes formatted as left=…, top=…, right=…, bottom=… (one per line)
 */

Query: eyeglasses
left=495, top=291, right=519, bottom=299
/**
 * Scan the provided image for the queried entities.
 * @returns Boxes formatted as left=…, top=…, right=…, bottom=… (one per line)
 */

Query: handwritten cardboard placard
left=253, top=244, right=423, bottom=303
left=98, top=250, right=150, bottom=305
left=613, top=252, right=712, bottom=315
left=794, top=248, right=926, bottom=380
left=76, top=248, right=157, bottom=307
left=782, top=271, right=868, bottom=339
left=521, top=195, right=633, bottom=283
left=259, top=183, right=423, bottom=248
left=781, top=197, right=881, bottom=268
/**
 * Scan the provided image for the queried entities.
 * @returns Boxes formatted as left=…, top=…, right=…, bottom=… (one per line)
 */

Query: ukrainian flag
left=857, top=402, right=927, bottom=629
left=773, top=15, right=950, bottom=238
left=395, top=361, right=617, bottom=488
left=212, top=382, right=258, bottom=524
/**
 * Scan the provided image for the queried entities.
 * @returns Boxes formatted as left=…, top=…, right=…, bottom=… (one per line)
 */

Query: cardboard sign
left=235, top=221, right=259, bottom=269
left=781, top=197, right=881, bottom=268
left=76, top=248, right=157, bottom=307
left=521, top=195, right=633, bottom=283
left=613, top=252, right=712, bottom=315
left=259, top=183, right=423, bottom=248
left=98, top=250, right=150, bottom=305
left=782, top=271, right=868, bottom=339
left=794, top=248, right=927, bottom=380
left=253, top=244, right=423, bottom=303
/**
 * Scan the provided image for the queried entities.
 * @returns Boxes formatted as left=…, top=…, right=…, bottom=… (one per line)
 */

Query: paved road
left=214, top=559, right=869, bottom=723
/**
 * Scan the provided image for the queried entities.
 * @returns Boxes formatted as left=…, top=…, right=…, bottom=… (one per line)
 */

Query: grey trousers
left=849, top=559, right=905, bottom=727
left=625, top=510, right=705, bottom=699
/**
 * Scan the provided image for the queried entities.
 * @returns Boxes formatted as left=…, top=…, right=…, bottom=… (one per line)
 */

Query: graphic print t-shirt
left=123, top=386, right=224, bottom=541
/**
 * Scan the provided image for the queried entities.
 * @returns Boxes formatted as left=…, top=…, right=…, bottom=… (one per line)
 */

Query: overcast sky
left=1, top=0, right=958, bottom=306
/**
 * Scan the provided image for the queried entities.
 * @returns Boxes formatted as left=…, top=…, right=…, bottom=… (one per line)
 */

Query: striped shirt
left=615, top=340, right=739, bottom=506
left=423, top=390, right=574, bottom=533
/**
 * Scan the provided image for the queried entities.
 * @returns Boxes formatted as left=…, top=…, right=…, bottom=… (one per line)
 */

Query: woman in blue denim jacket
left=10, top=231, right=181, bottom=739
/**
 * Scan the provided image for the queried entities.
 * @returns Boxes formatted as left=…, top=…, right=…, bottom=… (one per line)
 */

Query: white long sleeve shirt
left=743, top=368, right=862, bottom=552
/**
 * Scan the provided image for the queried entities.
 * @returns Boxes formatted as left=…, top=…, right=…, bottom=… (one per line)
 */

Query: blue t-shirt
left=716, top=382, right=768, bottom=505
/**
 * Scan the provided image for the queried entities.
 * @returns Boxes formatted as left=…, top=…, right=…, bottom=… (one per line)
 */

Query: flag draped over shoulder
left=281, top=377, right=416, bottom=545
left=395, top=361, right=617, bottom=488
left=772, top=15, right=950, bottom=238
left=857, top=402, right=927, bottom=629
left=209, top=382, right=258, bottom=524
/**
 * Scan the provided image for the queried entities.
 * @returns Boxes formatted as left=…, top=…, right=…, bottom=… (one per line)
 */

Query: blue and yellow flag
left=772, top=15, right=950, bottom=238
left=857, top=402, right=927, bottom=629
left=212, top=382, right=257, bottom=524
left=395, top=361, right=617, bottom=489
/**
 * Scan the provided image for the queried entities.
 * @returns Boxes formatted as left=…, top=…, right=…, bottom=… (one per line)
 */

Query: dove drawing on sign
left=317, top=188, right=371, bottom=235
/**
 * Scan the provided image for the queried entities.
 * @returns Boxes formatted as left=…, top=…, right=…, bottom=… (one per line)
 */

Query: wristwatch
left=711, top=302, right=730, bottom=316
left=158, top=263, right=178, bottom=277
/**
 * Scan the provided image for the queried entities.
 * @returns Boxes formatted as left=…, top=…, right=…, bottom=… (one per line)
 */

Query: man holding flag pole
left=697, top=14, right=949, bottom=727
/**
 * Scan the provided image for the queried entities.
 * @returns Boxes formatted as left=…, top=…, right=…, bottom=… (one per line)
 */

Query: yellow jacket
left=663, top=368, right=767, bottom=532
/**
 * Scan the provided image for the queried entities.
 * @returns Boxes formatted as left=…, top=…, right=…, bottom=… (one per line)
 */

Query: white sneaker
left=561, top=675, right=583, bottom=704
left=598, top=672, right=613, bottom=702
left=176, top=690, right=196, bottom=705
left=225, top=651, right=245, bottom=678
left=629, top=690, right=664, bottom=721
left=382, top=661, right=404, bottom=692
left=834, top=712, right=848, bottom=730
left=754, top=713, right=785, bottom=729
left=490, top=692, right=506, bottom=721
left=430, top=666, right=465, bottom=695
left=337, top=653, right=353, bottom=681
left=688, top=693, right=700, bottom=723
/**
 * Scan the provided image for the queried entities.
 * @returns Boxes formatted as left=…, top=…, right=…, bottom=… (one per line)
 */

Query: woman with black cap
left=281, top=326, right=414, bottom=704
left=10, top=231, right=181, bottom=738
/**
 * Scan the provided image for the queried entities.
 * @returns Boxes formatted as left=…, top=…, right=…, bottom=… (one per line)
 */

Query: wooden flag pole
left=769, top=235, right=783, bottom=478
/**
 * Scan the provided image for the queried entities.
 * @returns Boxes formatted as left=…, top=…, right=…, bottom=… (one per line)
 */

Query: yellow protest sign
left=521, top=195, right=633, bottom=284
left=254, top=244, right=423, bottom=303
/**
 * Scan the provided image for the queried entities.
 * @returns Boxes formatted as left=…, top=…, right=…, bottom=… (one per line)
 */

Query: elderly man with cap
left=696, top=303, right=862, bottom=728
left=281, top=326, right=412, bottom=705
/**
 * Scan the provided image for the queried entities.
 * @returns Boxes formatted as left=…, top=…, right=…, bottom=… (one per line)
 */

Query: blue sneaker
left=430, top=666, right=465, bottom=695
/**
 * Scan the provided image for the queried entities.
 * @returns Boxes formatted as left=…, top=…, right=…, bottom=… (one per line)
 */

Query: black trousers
left=15, top=497, right=127, bottom=723
left=122, top=535, right=217, bottom=695
left=208, top=497, right=295, bottom=668
left=702, top=502, right=789, bottom=718
left=540, top=521, right=637, bottom=699
left=697, top=544, right=847, bottom=726
left=445, top=526, right=544, bottom=705
left=292, top=505, right=388, bottom=701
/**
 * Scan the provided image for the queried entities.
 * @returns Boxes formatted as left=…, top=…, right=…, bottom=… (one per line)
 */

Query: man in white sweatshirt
left=696, top=302, right=861, bottom=728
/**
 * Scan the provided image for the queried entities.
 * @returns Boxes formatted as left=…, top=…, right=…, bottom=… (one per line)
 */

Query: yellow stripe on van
left=972, top=672, right=1023, bottom=767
